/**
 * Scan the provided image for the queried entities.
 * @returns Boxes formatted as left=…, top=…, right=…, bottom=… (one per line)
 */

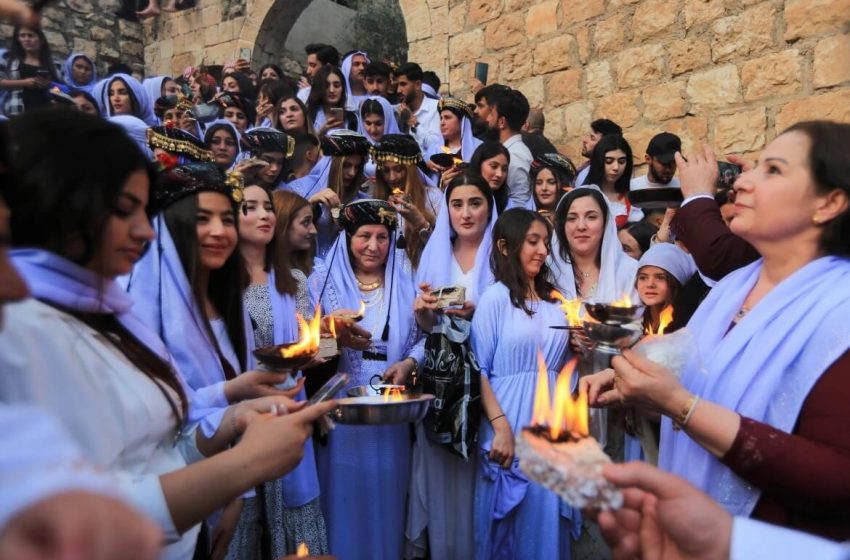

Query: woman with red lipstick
left=470, top=208, right=578, bottom=560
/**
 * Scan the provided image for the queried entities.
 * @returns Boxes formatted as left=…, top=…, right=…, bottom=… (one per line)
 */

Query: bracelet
left=672, top=394, right=699, bottom=431
left=489, top=413, right=506, bottom=424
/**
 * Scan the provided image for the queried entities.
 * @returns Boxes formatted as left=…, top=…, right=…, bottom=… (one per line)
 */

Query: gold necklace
left=356, top=276, right=383, bottom=291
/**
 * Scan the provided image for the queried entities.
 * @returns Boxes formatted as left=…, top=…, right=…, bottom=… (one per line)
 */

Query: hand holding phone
left=308, top=372, right=350, bottom=405
left=329, top=107, right=344, bottom=124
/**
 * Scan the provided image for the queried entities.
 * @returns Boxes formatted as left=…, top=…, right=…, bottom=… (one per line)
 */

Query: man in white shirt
left=297, top=43, right=340, bottom=104
left=393, top=62, right=441, bottom=154
left=486, top=87, right=533, bottom=207
left=340, top=50, right=370, bottom=112
left=630, top=131, right=682, bottom=190
left=598, top=461, right=850, bottom=560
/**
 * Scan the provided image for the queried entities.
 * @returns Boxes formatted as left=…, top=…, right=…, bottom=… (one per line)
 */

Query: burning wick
left=280, top=304, right=322, bottom=358
left=550, top=290, right=583, bottom=328
left=610, top=293, right=634, bottom=308
left=530, top=354, right=588, bottom=442
left=383, top=387, right=404, bottom=403
left=645, top=305, right=674, bottom=335
left=296, top=542, right=309, bottom=557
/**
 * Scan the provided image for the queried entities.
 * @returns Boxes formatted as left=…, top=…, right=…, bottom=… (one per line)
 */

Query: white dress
left=0, top=299, right=203, bottom=560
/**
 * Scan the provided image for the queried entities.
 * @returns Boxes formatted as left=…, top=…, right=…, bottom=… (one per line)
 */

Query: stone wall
left=0, top=0, right=146, bottom=78
left=405, top=0, right=850, bottom=166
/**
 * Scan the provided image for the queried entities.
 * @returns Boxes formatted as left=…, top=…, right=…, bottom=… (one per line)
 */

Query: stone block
left=741, top=49, right=802, bottom=101
left=669, top=37, right=711, bottom=76
left=449, top=64, right=471, bottom=98
left=518, top=75, right=546, bottom=107
left=450, top=4, right=467, bottom=34
left=123, top=41, right=144, bottom=59
left=563, top=100, right=595, bottom=140
left=686, top=64, right=741, bottom=108
left=499, top=47, right=534, bottom=82
left=405, top=2, right=432, bottom=42
left=575, top=28, right=590, bottom=63
left=449, top=29, right=484, bottom=63
left=548, top=69, right=583, bottom=106
left=814, top=33, right=850, bottom=88
left=544, top=106, right=567, bottom=144
left=643, top=81, right=687, bottom=121
left=711, top=3, right=775, bottom=63
left=90, top=26, right=113, bottom=42
left=586, top=60, right=615, bottom=98
left=43, top=30, right=66, bottom=52
left=594, top=90, right=642, bottom=128
left=411, top=36, right=449, bottom=70
left=714, top=108, right=766, bottom=153
left=632, top=0, right=678, bottom=42
left=664, top=116, right=709, bottom=154
left=527, top=1, right=559, bottom=37
left=468, top=0, right=502, bottom=25
left=784, top=0, right=850, bottom=41
left=485, top=13, right=525, bottom=50
left=506, top=0, right=532, bottom=11
left=625, top=126, right=658, bottom=161
left=775, top=89, right=850, bottom=132
left=594, top=14, right=626, bottom=56
left=533, top=35, right=575, bottom=74
left=684, top=0, right=725, bottom=30
left=616, top=44, right=666, bottom=89
left=73, top=38, right=98, bottom=57
left=561, top=0, right=605, bottom=25
left=201, top=4, right=221, bottom=28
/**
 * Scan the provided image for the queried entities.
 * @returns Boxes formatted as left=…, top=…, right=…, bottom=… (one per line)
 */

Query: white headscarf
left=358, top=96, right=401, bottom=144
left=549, top=185, right=639, bottom=302
left=637, top=243, right=696, bottom=286
left=340, top=51, right=370, bottom=112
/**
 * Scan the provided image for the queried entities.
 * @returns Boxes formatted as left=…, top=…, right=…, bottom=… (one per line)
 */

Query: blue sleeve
left=471, top=288, right=500, bottom=379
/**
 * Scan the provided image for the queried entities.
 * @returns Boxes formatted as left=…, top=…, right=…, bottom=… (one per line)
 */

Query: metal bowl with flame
left=253, top=344, right=318, bottom=371
left=584, top=302, right=642, bottom=325
left=333, top=390, right=435, bottom=425
left=583, top=321, right=643, bottom=355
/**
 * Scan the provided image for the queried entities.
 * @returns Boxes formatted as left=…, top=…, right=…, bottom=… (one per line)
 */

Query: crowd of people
left=1, top=3, right=850, bottom=559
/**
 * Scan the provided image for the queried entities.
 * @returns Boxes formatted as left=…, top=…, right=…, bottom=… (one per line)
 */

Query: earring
left=812, top=215, right=821, bottom=225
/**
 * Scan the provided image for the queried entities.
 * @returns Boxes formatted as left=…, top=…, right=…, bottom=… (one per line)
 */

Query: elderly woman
left=310, top=199, right=423, bottom=560
left=584, top=121, right=850, bottom=540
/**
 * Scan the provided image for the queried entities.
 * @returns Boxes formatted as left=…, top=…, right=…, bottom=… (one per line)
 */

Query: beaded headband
left=438, top=96, right=474, bottom=121
left=152, top=162, right=244, bottom=212
left=242, top=127, right=296, bottom=159
left=146, top=124, right=215, bottom=163
left=369, top=133, right=422, bottom=165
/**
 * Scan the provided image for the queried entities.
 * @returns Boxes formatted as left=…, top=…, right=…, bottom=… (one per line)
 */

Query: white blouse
left=0, top=299, right=204, bottom=560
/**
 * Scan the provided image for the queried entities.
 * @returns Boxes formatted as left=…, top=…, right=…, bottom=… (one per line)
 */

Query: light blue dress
left=313, top=278, right=424, bottom=560
left=470, top=283, right=580, bottom=560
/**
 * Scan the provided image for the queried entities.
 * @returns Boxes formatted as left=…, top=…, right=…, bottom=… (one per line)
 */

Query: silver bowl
left=584, top=302, right=642, bottom=325
left=583, top=321, right=642, bottom=355
left=347, top=384, right=407, bottom=397
left=332, top=394, right=435, bottom=425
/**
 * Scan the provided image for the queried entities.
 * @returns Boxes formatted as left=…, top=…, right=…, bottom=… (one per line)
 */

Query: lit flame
left=327, top=315, right=337, bottom=338
left=646, top=305, right=674, bottom=335
left=296, top=542, right=309, bottom=557
left=356, top=300, right=365, bottom=318
left=280, top=304, right=322, bottom=358
left=392, top=187, right=405, bottom=196
left=531, top=356, right=589, bottom=438
left=550, top=289, right=583, bottom=327
left=610, top=293, right=633, bottom=308
left=384, top=387, right=404, bottom=402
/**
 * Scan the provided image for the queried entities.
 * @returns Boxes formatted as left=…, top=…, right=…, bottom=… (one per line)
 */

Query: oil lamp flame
left=384, top=387, right=404, bottom=403
left=280, top=304, right=322, bottom=358
left=646, top=305, right=675, bottom=335
left=531, top=355, right=588, bottom=439
left=610, top=293, right=633, bottom=308
left=550, top=289, right=583, bottom=327
left=296, top=542, right=309, bottom=557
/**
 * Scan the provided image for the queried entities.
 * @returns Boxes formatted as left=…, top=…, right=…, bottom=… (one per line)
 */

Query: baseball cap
left=646, top=132, right=681, bottom=164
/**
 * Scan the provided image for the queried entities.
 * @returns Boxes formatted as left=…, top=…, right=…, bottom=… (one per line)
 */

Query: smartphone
left=474, top=62, right=489, bottom=85
left=308, top=372, right=349, bottom=405
left=330, top=107, right=345, bottom=122
left=716, top=161, right=742, bottom=190
left=239, top=47, right=252, bottom=61
left=35, top=69, right=51, bottom=79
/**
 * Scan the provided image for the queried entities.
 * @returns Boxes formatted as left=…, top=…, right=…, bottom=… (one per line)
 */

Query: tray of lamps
left=331, top=381, right=434, bottom=425
left=254, top=306, right=337, bottom=370
left=516, top=357, right=623, bottom=511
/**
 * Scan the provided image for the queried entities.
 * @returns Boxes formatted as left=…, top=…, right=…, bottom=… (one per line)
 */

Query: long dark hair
left=782, top=121, right=850, bottom=258
left=6, top=108, right=187, bottom=426
left=163, top=193, right=249, bottom=376
left=623, top=221, right=657, bottom=257
left=491, top=208, right=556, bottom=316
left=7, top=26, right=60, bottom=81
left=328, top=154, right=366, bottom=203
left=530, top=165, right=571, bottom=211
left=444, top=172, right=495, bottom=236
left=271, top=190, right=314, bottom=295
left=306, top=65, right=347, bottom=123
left=554, top=188, right=610, bottom=288
left=106, top=76, right=141, bottom=117
left=374, top=162, right=434, bottom=268
left=584, top=134, right=633, bottom=195
left=470, top=141, right=511, bottom=213
left=224, top=71, right=256, bottom=100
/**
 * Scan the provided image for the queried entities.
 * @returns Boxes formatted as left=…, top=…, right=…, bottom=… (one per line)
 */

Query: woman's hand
left=209, top=499, right=243, bottom=560
left=233, top=158, right=269, bottom=175
left=25, top=76, right=50, bottom=90
left=336, top=322, right=372, bottom=351
left=309, top=188, right=341, bottom=210
left=440, top=165, right=462, bottom=188
left=611, top=349, right=689, bottom=416
left=656, top=208, right=678, bottom=243
left=425, top=160, right=445, bottom=174
left=489, top=416, right=515, bottom=468
left=390, top=195, right=428, bottom=229
left=318, top=115, right=343, bottom=137
left=223, top=371, right=293, bottom=403
left=676, top=146, right=719, bottom=199
left=579, top=368, right=623, bottom=408
left=569, top=328, right=595, bottom=356
left=413, top=282, right=438, bottom=332
left=383, top=357, right=416, bottom=385
left=255, top=100, right=274, bottom=124
left=230, top=391, right=303, bottom=435
left=445, top=300, right=476, bottom=321
left=236, top=400, right=338, bottom=483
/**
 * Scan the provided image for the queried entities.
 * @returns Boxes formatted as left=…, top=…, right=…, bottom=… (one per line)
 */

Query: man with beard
left=394, top=62, right=441, bottom=153
left=485, top=87, right=532, bottom=208
left=297, top=43, right=340, bottom=103
left=472, top=83, right=509, bottom=141
left=341, top=50, right=370, bottom=111
left=363, top=61, right=394, bottom=101
left=575, top=118, right=623, bottom=185
left=630, top=132, right=682, bottom=225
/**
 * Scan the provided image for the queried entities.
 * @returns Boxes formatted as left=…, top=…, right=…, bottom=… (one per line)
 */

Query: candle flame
left=296, top=542, right=309, bottom=557
left=280, top=304, right=322, bottom=358
left=531, top=357, right=589, bottom=438
left=383, top=387, right=404, bottom=402
left=610, top=293, right=633, bottom=308
left=550, top=289, right=583, bottom=327
left=646, top=305, right=675, bottom=335
left=328, top=315, right=337, bottom=338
